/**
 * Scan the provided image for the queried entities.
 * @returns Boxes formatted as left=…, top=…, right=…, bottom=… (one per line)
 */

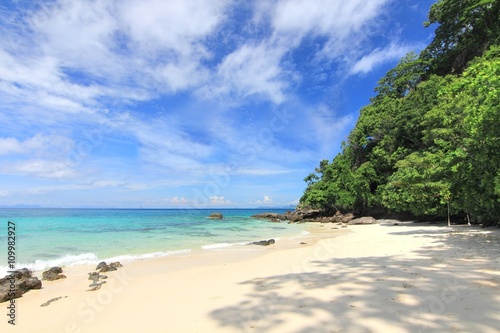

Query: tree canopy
left=300, top=0, right=500, bottom=226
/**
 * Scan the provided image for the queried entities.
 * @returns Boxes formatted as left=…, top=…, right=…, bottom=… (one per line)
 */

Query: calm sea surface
left=0, top=208, right=307, bottom=275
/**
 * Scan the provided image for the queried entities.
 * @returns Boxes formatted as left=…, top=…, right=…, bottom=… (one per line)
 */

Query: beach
left=2, top=221, right=500, bottom=333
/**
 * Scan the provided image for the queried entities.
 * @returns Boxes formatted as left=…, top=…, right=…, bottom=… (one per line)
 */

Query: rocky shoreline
left=0, top=261, right=125, bottom=303
left=251, top=208, right=377, bottom=225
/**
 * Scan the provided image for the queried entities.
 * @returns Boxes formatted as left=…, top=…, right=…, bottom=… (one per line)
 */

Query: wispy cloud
left=257, top=195, right=273, bottom=204
left=0, top=133, right=74, bottom=156
left=349, top=42, right=424, bottom=75
left=0, top=0, right=431, bottom=207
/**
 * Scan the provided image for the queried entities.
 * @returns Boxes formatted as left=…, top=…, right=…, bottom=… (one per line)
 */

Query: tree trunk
left=447, top=200, right=451, bottom=227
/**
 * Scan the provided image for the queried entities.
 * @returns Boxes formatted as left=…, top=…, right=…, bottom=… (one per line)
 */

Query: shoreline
left=0, top=219, right=314, bottom=278
left=0, top=208, right=313, bottom=277
left=2, top=220, right=499, bottom=332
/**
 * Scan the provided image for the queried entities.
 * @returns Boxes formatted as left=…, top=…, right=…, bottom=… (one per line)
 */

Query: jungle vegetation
left=300, top=0, right=500, bottom=226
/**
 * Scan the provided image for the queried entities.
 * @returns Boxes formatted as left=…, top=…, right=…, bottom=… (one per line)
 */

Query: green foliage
left=300, top=1, right=500, bottom=225
left=422, top=0, right=500, bottom=75
left=381, top=151, right=451, bottom=217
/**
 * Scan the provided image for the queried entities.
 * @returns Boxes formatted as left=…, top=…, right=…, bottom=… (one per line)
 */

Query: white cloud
left=0, top=0, right=395, bottom=113
left=350, top=43, right=422, bottom=75
left=119, top=0, right=227, bottom=54
left=2, top=159, right=78, bottom=179
left=0, top=133, right=74, bottom=157
left=257, top=195, right=273, bottom=204
left=236, top=168, right=299, bottom=176
left=0, top=190, right=9, bottom=197
left=271, top=0, right=391, bottom=59
left=210, top=41, right=290, bottom=104
left=273, top=0, right=388, bottom=38
left=25, top=188, right=49, bottom=195
left=308, top=105, right=355, bottom=158
left=0, top=0, right=418, bottom=206
left=205, top=0, right=392, bottom=103
left=30, top=0, right=119, bottom=75
left=113, top=114, right=213, bottom=172
left=0, top=0, right=231, bottom=119
left=170, top=196, right=188, bottom=205
left=208, top=196, right=232, bottom=206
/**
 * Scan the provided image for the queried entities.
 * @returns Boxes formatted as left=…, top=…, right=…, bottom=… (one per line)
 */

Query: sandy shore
left=2, top=221, right=500, bottom=333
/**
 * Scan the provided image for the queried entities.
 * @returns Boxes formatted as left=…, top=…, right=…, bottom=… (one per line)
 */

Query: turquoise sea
left=0, top=208, right=308, bottom=276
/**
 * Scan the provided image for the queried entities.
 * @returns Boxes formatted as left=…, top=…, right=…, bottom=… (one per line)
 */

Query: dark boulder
left=250, top=239, right=276, bottom=246
left=42, top=267, right=67, bottom=281
left=251, top=213, right=286, bottom=222
left=95, top=261, right=107, bottom=271
left=285, top=211, right=303, bottom=222
left=96, top=261, right=123, bottom=273
left=18, top=277, right=42, bottom=291
left=109, top=262, right=123, bottom=269
left=208, top=212, right=223, bottom=219
left=347, top=216, right=377, bottom=225
left=0, top=269, right=42, bottom=303
left=341, top=213, right=355, bottom=223
left=99, top=265, right=116, bottom=273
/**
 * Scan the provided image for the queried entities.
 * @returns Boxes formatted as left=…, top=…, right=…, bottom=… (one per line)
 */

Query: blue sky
left=0, top=0, right=436, bottom=208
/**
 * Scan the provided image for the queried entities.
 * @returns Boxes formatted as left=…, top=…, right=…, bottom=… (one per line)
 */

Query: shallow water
left=0, top=208, right=305, bottom=275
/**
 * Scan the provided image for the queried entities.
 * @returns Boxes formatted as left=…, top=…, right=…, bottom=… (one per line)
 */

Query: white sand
left=2, top=221, right=499, bottom=333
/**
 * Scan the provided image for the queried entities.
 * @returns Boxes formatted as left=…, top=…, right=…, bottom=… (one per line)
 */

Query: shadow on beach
left=209, top=223, right=500, bottom=333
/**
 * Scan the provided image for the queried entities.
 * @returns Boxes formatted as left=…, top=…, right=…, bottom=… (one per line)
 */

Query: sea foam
left=0, top=252, right=99, bottom=277
left=201, top=242, right=247, bottom=250
left=0, top=250, right=193, bottom=277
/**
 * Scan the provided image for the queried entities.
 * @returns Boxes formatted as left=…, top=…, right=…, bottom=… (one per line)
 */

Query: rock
left=42, top=267, right=66, bottom=281
left=341, top=213, right=355, bottom=223
left=348, top=216, right=377, bottom=225
left=251, top=213, right=286, bottom=222
left=95, top=261, right=123, bottom=273
left=99, top=265, right=116, bottom=273
left=285, top=208, right=323, bottom=222
left=330, top=211, right=344, bottom=222
left=284, top=211, right=303, bottom=222
left=250, top=239, right=276, bottom=246
left=0, top=269, right=42, bottom=303
left=208, top=212, right=223, bottom=219
left=95, top=262, right=107, bottom=271
left=109, top=262, right=123, bottom=269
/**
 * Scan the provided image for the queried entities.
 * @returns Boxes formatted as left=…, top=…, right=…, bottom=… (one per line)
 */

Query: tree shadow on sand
left=210, top=223, right=500, bottom=333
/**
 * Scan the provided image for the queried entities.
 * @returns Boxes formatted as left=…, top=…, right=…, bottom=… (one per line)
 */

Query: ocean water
left=0, top=208, right=307, bottom=276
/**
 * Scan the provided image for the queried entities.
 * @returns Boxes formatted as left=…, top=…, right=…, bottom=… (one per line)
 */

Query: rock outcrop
left=250, top=239, right=276, bottom=246
left=95, top=261, right=123, bottom=273
left=0, top=269, right=42, bottom=303
left=42, top=267, right=66, bottom=281
left=348, top=216, right=377, bottom=225
left=208, top=212, right=223, bottom=219
left=251, top=213, right=286, bottom=222
left=251, top=208, right=357, bottom=224
left=88, top=262, right=122, bottom=291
